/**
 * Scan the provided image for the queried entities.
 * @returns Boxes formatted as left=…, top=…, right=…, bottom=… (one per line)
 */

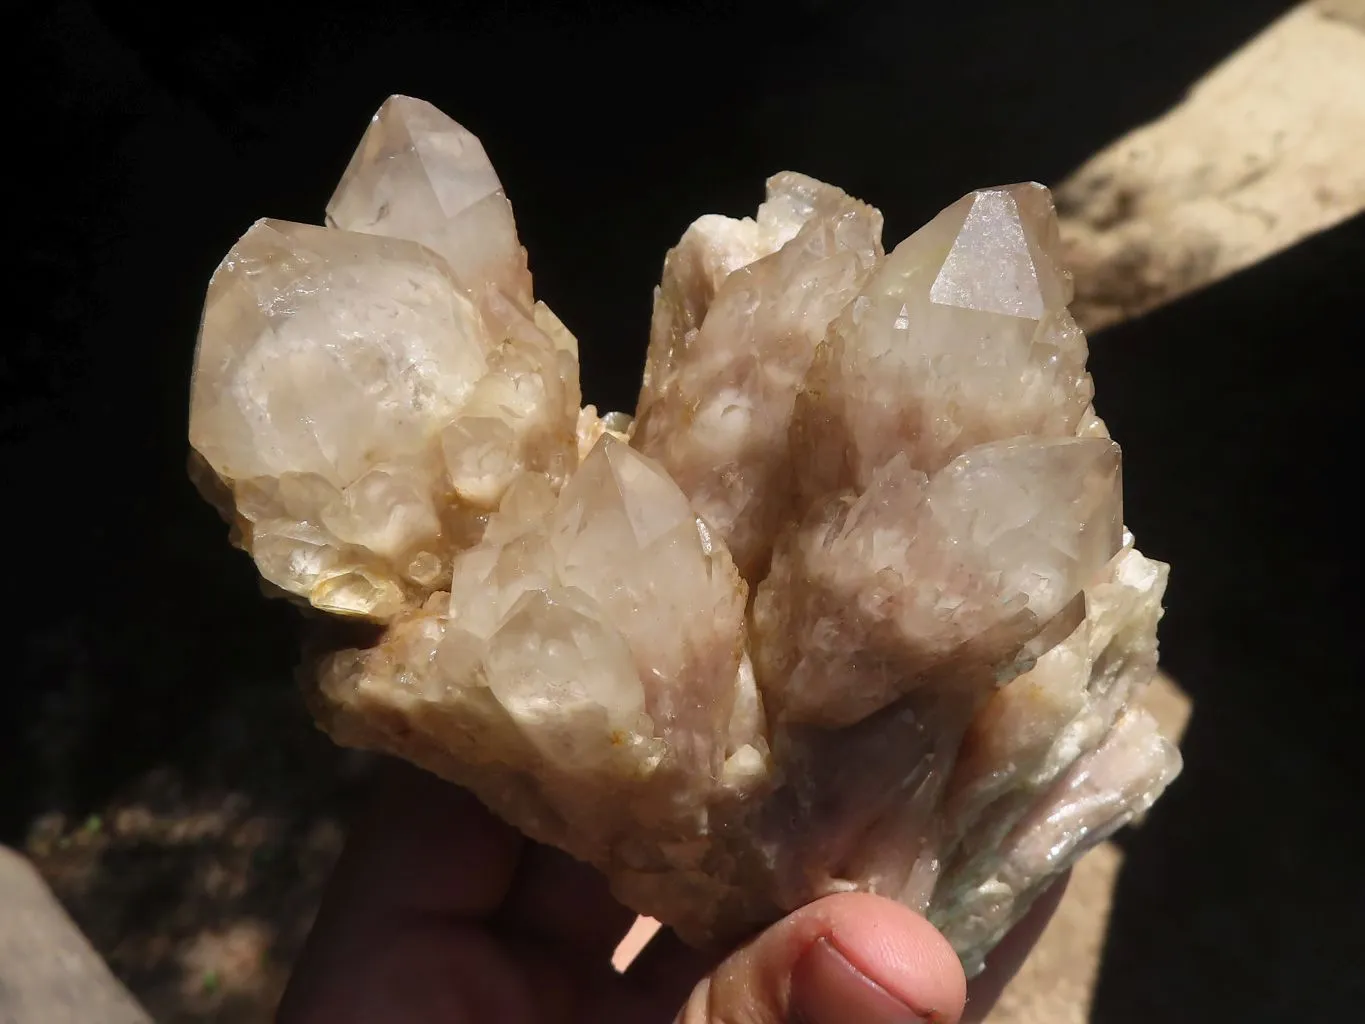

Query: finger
left=495, top=842, right=639, bottom=960
left=669, top=892, right=967, bottom=1024
left=280, top=920, right=546, bottom=1024
left=961, top=871, right=1071, bottom=1024
left=277, top=759, right=525, bottom=1021
left=622, top=924, right=726, bottom=1010
left=323, top=759, right=524, bottom=919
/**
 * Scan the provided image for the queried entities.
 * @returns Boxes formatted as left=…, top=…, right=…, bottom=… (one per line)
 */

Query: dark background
left=7, top=1, right=1363, bottom=1020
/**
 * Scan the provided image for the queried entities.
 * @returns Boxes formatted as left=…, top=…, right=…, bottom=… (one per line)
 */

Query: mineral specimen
left=188, top=95, right=1181, bottom=975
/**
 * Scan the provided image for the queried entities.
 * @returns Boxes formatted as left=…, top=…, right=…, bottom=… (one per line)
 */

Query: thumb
left=674, top=892, right=966, bottom=1024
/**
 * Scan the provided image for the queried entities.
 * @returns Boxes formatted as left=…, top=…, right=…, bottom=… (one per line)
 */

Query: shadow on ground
left=9, top=1, right=1356, bottom=1020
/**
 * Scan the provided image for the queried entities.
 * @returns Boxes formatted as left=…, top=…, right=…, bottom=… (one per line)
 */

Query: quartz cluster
left=189, top=95, right=1181, bottom=974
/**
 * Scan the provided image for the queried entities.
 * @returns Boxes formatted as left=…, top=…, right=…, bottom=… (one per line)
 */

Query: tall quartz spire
left=189, top=101, right=579, bottom=621
left=793, top=184, right=1094, bottom=500
left=326, top=94, right=533, bottom=314
left=633, top=173, right=884, bottom=580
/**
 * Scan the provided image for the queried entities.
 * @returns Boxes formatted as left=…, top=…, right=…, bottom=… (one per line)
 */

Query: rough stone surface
left=0, top=846, right=151, bottom=1024
left=1058, top=1, right=1365, bottom=332
left=189, top=96, right=1182, bottom=974
left=633, top=172, right=884, bottom=580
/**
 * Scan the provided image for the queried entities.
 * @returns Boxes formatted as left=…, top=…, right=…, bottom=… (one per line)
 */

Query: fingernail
left=791, top=937, right=929, bottom=1023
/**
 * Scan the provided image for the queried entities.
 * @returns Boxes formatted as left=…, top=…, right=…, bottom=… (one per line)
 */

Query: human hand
left=278, top=762, right=1064, bottom=1023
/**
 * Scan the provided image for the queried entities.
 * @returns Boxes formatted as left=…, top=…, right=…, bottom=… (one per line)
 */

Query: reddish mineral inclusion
left=189, top=95, right=1180, bottom=976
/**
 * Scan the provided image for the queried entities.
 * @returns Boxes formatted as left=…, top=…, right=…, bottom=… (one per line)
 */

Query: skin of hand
left=277, top=761, right=1066, bottom=1024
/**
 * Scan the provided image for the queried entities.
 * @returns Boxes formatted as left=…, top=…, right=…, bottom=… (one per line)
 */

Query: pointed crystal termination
left=326, top=95, right=533, bottom=316
left=322, top=96, right=583, bottom=515
left=641, top=170, right=840, bottom=395
left=191, top=99, right=583, bottom=622
left=189, top=96, right=1181, bottom=973
left=313, top=437, right=766, bottom=936
left=633, top=173, right=884, bottom=581
left=793, top=183, right=1094, bottom=501
left=438, top=436, right=756, bottom=781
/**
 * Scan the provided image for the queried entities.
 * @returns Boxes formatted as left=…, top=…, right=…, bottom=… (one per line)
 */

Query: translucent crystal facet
left=752, top=437, right=1123, bottom=728
left=634, top=173, right=884, bottom=579
left=326, top=94, right=533, bottom=315
left=190, top=122, right=580, bottom=621
left=793, top=184, right=1093, bottom=501
left=189, top=96, right=1181, bottom=973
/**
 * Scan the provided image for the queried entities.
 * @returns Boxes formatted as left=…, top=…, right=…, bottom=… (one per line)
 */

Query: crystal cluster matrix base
left=188, top=95, right=1181, bottom=974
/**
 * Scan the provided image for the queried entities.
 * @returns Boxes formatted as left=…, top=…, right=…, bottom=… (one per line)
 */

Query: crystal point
left=634, top=173, right=884, bottom=580
left=190, top=96, right=1180, bottom=971
left=930, top=184, right=1070, bottom=318
left=327, top=94, right=532, bottom=312
left=191, top=115, right=578, bottom=619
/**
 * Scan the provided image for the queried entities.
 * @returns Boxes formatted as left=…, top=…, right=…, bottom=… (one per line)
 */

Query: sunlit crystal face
left=189, top=220, right=489, bottom=485
left=190, top=95, right=1180, bottom=972
left=925, top=437, right=1123, bottom=613
left=929, top=185, right=1072, bottom=317
left=790, top=184, right=1094, bottom=505
left=189, top=102, right=582, bottom=621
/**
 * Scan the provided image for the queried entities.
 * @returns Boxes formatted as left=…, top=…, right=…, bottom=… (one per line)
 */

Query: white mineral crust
left=188, top=95, right=1182, bottom=973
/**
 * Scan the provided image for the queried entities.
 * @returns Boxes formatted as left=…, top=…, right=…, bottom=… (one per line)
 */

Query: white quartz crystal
left=189, top=100, right=579, bottom=620
left=189, top=96, right=1181, bottom=972
left=326, top=95, right=532, bottom=317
